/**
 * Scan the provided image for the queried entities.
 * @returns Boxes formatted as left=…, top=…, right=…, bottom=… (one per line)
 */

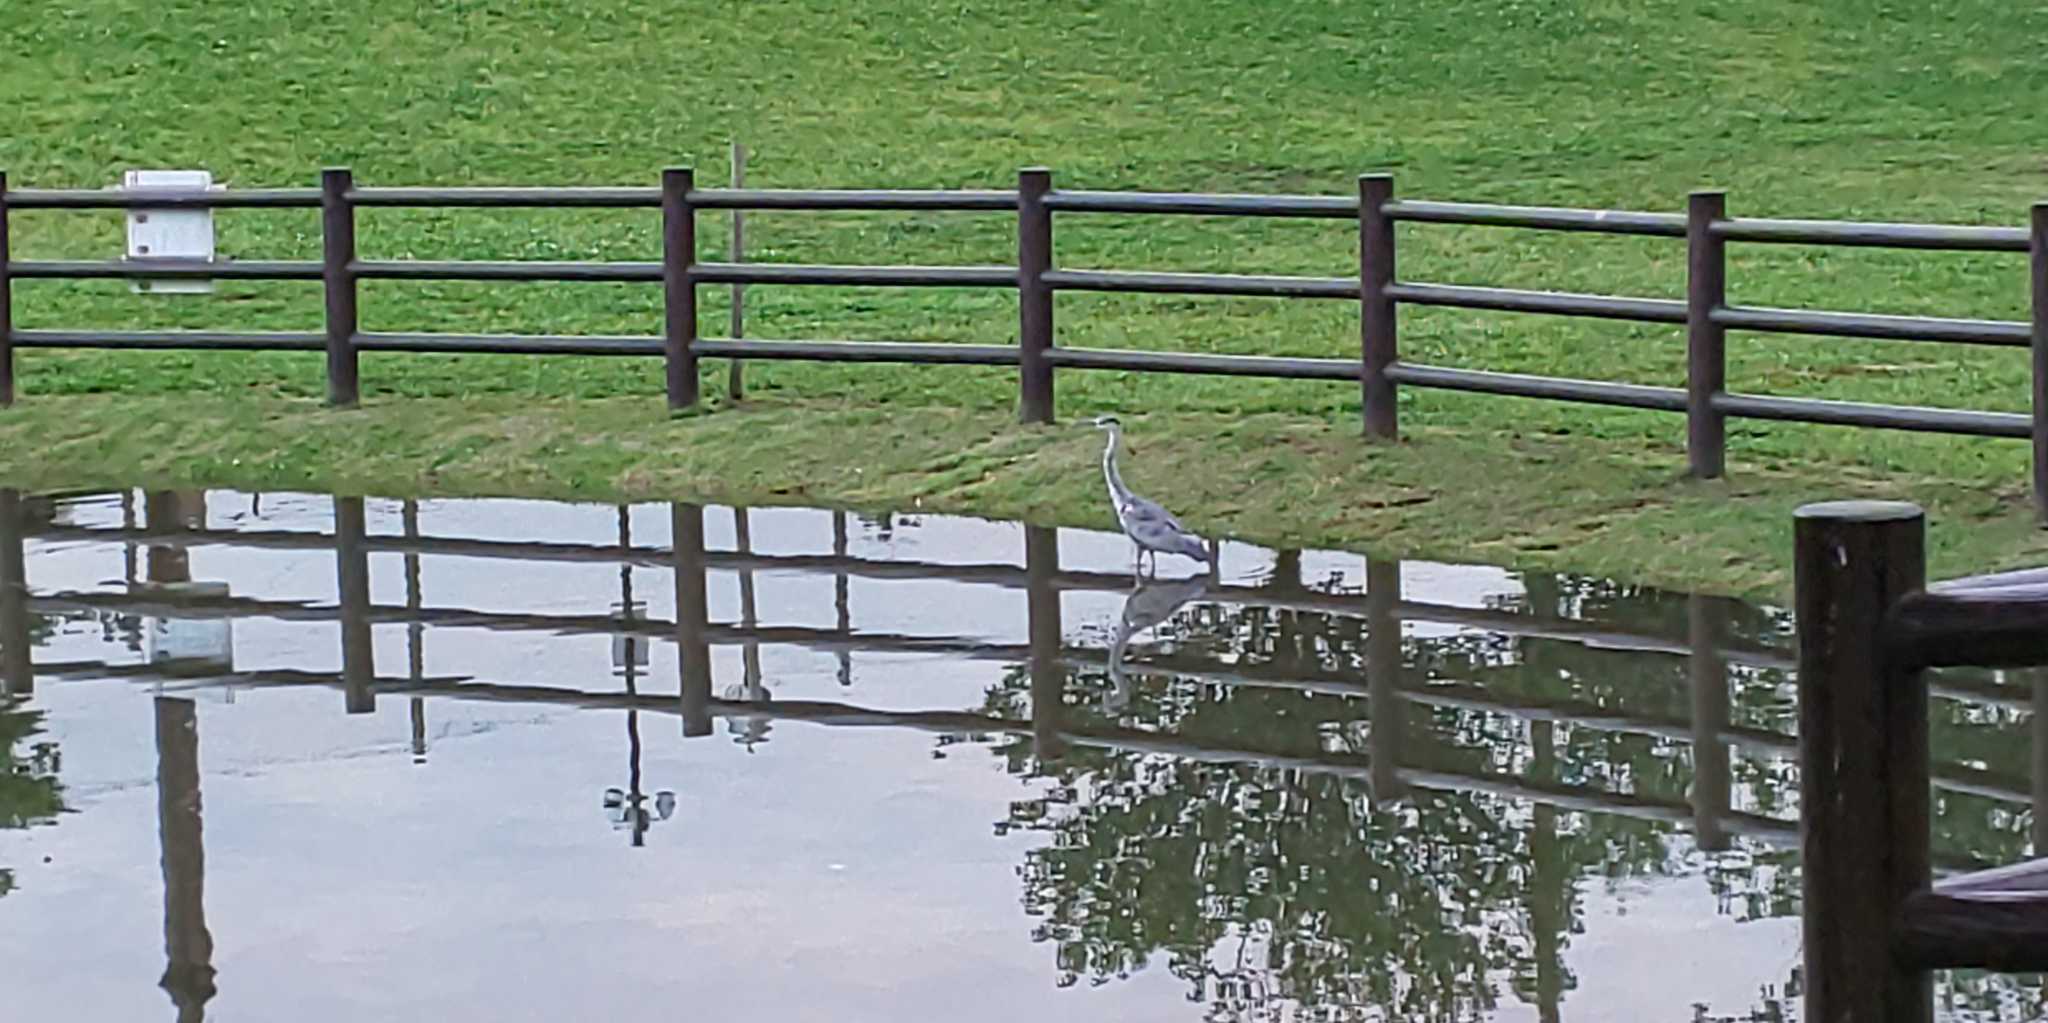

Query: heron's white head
left=1088, top=414, right=1121, bottom=431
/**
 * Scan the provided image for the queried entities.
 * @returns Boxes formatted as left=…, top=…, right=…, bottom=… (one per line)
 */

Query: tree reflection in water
left=983, top=560, right=2045, bottom=1021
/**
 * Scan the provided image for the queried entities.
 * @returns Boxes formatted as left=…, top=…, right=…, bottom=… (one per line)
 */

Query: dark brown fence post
left=0, top=169, right=14, bottom=407
left=1687, top=594, right=1730, bottom=851
left=2030, top=202, right=2047, bottom=525
left=335, top=496, right=374, bottom=714
left=1793, top=500, right=1931, bottom=1023
left=320, top=168, right=360, bottom=407
left=2034, top=672, right=2048, bottom=854
left=1017, top=168, right=1055, bottom=425
left=1359, top=174, right=1398, bottom=440
left=154, top=695, right=216, bottom=1020
left=1365, top=558, right=1406, bottom=801
left=1686, top=191, right=1728, bottom=478
left=671, top=502, right=713, bottom=736
left=1025, top=524, right=1064, bottom=759
left=662, top=167, right=700, bottom=412
left=0, top=488, right=30, bottom=695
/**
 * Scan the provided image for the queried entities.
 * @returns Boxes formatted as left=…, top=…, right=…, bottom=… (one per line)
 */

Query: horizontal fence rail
left=0, top=168, right=2043, bottom=513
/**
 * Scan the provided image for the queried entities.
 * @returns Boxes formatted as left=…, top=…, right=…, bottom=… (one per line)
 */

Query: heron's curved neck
left=1101, top=427, right=1134, bottom=505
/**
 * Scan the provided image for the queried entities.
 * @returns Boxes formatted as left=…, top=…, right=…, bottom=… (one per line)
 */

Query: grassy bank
left=3, top=393, right=2043, bottom=601
left=2, top=0, right=2046, bottom=593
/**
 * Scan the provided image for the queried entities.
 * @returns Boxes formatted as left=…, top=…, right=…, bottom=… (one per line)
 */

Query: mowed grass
left=2, top=0, right=2047, bottom=586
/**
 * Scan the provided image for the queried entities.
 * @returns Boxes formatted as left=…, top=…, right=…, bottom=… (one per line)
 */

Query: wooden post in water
left=1688, top=594, right=1732, bottom=852
left=1793, top=500, right=1931, bottom=1023
left=144, top=491, right=199, bottom=584
left=155, top=696, right=215, bottom=1023
left=1529, top=717, right=1565, bottom=1023
left=832, top=511, right=852, bottom=687
left=403, top=499, right=427, bottom=762
left=1025, top=525, right=1064, bottom=760
left=734, top=508, right=763, bottom=699
left=1365, top=558, right=1406, bottom=801
left=335, top=496, right=374, bottom=714
left=2035, top=673, right=2048, bottom=854
left=671, top=502, right=713, bottom=737
left=0, top=489, right=30, bottom=695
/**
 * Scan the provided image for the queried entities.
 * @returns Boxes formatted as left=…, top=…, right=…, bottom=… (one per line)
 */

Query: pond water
left=0, top=488, right=2040, bottom=1022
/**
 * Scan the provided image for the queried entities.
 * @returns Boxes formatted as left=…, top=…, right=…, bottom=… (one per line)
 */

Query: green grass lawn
left=2, top=0, right=2047, bottom=588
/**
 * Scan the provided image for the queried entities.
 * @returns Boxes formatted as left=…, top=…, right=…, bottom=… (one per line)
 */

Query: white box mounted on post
left=123, top=169, right=218, bottom=294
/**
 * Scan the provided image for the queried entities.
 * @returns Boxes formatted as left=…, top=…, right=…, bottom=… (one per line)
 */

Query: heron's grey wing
left=1124, top=494, right=1190, bottom=533
left=1127, top=515, right=1202, bottom=556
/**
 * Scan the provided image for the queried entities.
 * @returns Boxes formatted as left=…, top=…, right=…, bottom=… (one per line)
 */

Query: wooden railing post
left=0, top=488, right=30, bottom=695
left=662, top=167, right=700, bottom=412
left=319, top=168, right=360, bottom=407
left=2030, top=202, right=2047, bottom=525
left=335, top=496, right=374, bottom=714
left=1794, top=500, right=1931, bottom=1023
left=154, top=695, right=216, bottom=1020
left=671, top=501, right=713, bottom=736
left=1025, top=524, right=1064, bottom=759
left=1365, top=558, right=1406, bottom=801
left=1359, top=174, right=1398, bottom=440
left=1017, top=167, right=1055, bottom=424
left=1686, top=190, right=1728, bottom=478
left=0, top=169, right=15, bottom=407
left=2034, top=672, right=2048, bottom=854
left=1688, top=594, right=1731, bottom=852
left=403, top=499, right=427, bottom=762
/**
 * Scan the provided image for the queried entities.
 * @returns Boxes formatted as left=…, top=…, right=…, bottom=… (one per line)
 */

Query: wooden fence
left=1793, top=501, right=2048, bottom=1022
left=0, top=170, right=2044, bottom=514
left=3, top=489, right=2040, bottom=870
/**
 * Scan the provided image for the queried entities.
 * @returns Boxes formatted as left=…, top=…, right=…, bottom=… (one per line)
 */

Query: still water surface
left=0, top=488, right=2041, bottom=1021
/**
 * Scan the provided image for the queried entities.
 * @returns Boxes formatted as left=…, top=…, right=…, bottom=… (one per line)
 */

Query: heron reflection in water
left=1088, top=415, right=1213, bottom=577
left=1105, top=560, right=1217, bottom=714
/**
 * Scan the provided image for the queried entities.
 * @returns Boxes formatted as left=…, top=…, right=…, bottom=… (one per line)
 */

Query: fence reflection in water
left=0, top=487, right=2043, bottom=1019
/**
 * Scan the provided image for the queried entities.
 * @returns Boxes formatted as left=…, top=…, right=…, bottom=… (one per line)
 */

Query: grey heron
left=1089, top=414, right=1214, bottom=575
left=1105, top=572, right=1212, bottom=713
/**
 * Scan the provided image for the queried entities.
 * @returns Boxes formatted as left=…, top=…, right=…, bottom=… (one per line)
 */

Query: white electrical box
left=611, top=599, right=650, bottom=670
left=123, top=169, right=218, bottom=294
left=142, top=581, right=234, bottom=670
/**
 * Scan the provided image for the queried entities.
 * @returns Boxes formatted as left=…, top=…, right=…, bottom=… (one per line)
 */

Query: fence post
left=728, top=142, right=748, bottom=401
left=1686, top=191, right=1728, bottom=478
left=1025, top=524, right=1064, bottom=759
left=335, top=496, right=374, bottom=714
left=1017, top=168, right=1055, bottom=424
left=2035, top=672, right=2048, bottom=855
left=671, top=501, right=713, bottom=736
left=0, top=169, right=14, bottom=407
left=154, top=695, right=216, bottom=1019
left=662, top=167, right=700, bottom=412
left=0, top=488, right=30, bottom=695
left=1793, top=499, right=1931, bottom=1023
left=1359, top=174, right=1398, bottom=440
left=1365, top=558, right=1406, bottom=801
left=1687, top=594, right=1730, bottom=852
left=320, top=168, right=359, bottom=407
left=2030, top=202, right=2047, bottom=525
